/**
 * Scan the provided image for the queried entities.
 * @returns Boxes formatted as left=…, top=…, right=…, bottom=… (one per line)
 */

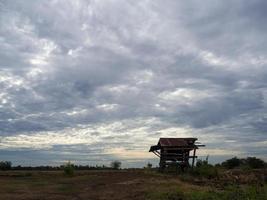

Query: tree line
left=1, top=157, right=266, bottom=171
left=0, top=160, right=122, bottom=171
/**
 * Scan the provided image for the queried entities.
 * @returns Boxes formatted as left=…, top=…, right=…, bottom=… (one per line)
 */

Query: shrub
left=195, top=164, right=218, bottom=179
left=0, top=161, right=12, bottom=170
left=63, top=161, right=74, bottom=176
left=110, top=161, right=121, bottom=170
left=194, top=157, right=218, bottom=179
left=196, top=159, right=207, bottom=168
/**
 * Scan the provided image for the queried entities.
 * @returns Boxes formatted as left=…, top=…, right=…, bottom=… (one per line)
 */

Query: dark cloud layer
left=0, top=0, right=266, bottom=166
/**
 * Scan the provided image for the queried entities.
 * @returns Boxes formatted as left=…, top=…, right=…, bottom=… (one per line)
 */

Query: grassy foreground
left=0, top=169, right=266, bottom=200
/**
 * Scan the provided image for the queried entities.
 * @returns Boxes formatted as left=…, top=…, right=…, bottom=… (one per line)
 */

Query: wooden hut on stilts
left=149, top=138, right=205, bottom=172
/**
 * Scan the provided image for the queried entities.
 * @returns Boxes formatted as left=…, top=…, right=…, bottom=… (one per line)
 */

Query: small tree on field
left=63, top=161, right=74, bottom=176
left=110, top=161, right=121, bottom=170
left=147, top=162, right=152, bottom=169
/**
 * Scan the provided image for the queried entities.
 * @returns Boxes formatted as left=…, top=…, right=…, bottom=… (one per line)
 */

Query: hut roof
left=158, top=138, right=197, bottom=146
left=149, top=137, right=198, bottom=152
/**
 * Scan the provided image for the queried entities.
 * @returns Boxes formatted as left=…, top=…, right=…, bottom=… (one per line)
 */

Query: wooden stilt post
left=192, top=148, right=196, bottom=168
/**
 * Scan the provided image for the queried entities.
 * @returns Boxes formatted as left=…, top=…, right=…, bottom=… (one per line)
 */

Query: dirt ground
left=0, top=170, right=210, bottom=200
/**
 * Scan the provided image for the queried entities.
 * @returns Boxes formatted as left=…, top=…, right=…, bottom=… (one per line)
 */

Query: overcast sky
left=0, top=0, right=267, bottom=167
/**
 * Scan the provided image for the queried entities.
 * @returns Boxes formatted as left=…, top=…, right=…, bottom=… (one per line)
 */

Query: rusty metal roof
left=158, top=138, right=197, bottom=147
left=149, top=137, right=204, bottom=152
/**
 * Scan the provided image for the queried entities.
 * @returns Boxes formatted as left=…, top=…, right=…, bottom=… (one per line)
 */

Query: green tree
left=110, top=161, right=121, bottom=170
left=245, top=157, right=265, bottom=169
left=63, top=161, right=74, bottom=176
left=147, top=162, right=152, bottom=169
left=222, top=157, right=241, bottom=169
left=0, top=161, right=12, bottom=170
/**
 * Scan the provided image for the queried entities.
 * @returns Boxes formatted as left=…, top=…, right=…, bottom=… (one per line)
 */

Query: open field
left=0, top=169, right=266, bottom=200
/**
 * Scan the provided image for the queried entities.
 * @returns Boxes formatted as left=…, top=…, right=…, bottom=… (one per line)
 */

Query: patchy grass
left=146, top=189, right=185, bottom=200
left=57, top=183, right=78, bottom=193
left=146, top=184, right=267, bottom=200
left=0, top=170, right=266, bottom=200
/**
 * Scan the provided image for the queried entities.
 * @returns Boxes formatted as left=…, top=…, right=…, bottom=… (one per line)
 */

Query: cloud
left=0, top=0, right=267, bottom=165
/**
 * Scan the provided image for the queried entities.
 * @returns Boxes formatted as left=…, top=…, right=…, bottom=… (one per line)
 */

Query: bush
left=63, top=161, right=74, bottom=176
left=194, top=164, right=218, bottom=179
left=0, top=161, right=12, bottom=170
left=196, top=159, right=208, bottom=168
left=222, top=157, right=241, bottom=169
left=110, top=161, right=121, bottom=170
left=194, top=157, right=218, bottom=179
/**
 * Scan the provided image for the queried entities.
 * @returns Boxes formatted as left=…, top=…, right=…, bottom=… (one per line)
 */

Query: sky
left=0, top=0, right=267, bottom=167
